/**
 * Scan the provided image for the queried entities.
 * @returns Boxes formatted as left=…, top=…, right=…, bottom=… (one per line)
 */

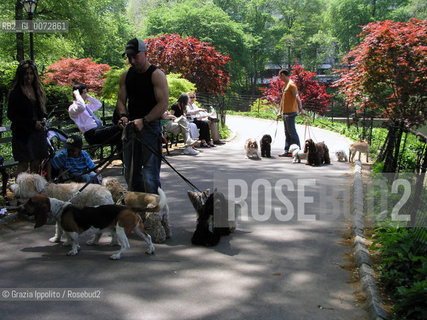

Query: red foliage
left=334, top=19, right=426, bottom=128
left=145, top=34, right=231, bottom=94
left=261, top=63, right=332, bottom=114
left=292, top=63, right=332, bottom=115
left=43, top=58, right=110, bottom=95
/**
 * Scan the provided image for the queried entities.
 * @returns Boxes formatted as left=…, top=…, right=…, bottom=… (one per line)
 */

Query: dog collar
left=49, top=198, right=71, bottom=219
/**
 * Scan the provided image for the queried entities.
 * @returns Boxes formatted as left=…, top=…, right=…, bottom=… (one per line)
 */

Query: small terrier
left=289, top=144, right=306, bottom=163
left=349, top=140, right=369, bottom=163
left=244, top=139, right=260, bottom=159
left=335, top=150, right=348, bottom=162
left=260, top=134, right=272, bottom=158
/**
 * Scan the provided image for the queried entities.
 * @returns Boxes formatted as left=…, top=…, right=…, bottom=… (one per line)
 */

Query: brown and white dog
left=349, top=140, right=369, bottom=163
left=102, top=177, right=170, bottom=243
left=304, top=139, right=331, bottom=166
left=11, top=172, right=115, bottom=244
left=244, top=139, right=260, bottom=159
left=24, top=194, right=155, bottom=260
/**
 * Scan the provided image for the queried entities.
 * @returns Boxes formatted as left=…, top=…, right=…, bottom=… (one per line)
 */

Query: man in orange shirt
left=276, top=69, right=303, bottom=157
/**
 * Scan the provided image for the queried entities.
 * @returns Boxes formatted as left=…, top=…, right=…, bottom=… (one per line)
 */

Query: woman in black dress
left=170, top=94, right=213, bottom=148
left=7, top=60, right=48, bottom=175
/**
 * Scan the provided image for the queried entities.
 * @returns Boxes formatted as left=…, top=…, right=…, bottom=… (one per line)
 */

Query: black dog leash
left=124, top=121, right=204, bottom=194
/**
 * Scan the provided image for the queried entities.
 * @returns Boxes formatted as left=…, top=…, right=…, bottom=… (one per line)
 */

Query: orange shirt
left=280, top=80, right=298, bottom=113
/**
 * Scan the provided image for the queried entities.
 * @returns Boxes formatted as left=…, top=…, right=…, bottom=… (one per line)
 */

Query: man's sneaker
left=278, top=152, right=293, bottom=157
left=183, top=147, right=199, bottom=155
left=185, top=138, right=198, bottom=147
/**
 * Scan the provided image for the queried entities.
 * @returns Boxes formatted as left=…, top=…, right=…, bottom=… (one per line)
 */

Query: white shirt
left=186, top=103, right=209, bottom=120
left=68, top=93, right=102, bottom=133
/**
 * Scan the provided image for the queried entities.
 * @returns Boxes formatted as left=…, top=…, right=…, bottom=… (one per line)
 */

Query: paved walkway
left=0, top=116, right=366, bottom=320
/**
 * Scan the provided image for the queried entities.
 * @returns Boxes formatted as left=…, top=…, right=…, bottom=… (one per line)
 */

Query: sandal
left=200, top=142, right=211, bottom=148
left=208, top=142, right=216, bottom=147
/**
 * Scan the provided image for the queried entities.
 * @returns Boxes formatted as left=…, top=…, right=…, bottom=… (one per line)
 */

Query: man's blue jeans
left=283, top=112, right=301, bottom=153
left=123, top=120, right=161, bottom=193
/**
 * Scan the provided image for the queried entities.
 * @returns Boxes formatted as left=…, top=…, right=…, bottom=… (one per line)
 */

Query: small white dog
left=244, top=139, right=260, bottom=159
left=335, top=150, right=348, bottom=162
left=288, top=144, right=307, bottom=163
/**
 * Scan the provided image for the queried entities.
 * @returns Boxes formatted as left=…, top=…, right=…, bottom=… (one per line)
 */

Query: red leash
left=302, top=113, right=311, bottom=142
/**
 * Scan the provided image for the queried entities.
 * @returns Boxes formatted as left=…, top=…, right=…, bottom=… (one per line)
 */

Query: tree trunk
left=383, top=121, right=403, bottom=173
left=382, top=123, right=397, bottom=172
left=15, top=1, right=24, bottom=61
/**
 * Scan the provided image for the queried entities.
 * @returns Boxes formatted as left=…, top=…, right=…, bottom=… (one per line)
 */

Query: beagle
left=24, top=194, right=155, bottom=260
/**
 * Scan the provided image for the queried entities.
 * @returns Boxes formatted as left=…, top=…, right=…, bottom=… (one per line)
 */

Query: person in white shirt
left=186, top=92, right=224, bottom=145
left=162, top=111, right=199, bottom=155
left=68, top=84, right=122, bottom=149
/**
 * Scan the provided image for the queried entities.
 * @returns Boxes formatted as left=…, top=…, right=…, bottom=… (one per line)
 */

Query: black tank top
left=125, top=65, right=158, bottom=120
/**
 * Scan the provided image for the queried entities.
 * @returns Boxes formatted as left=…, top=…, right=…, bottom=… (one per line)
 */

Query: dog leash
left=67, top=152, right=122, bottom=203
left=124, top=122, right=204, bottom=194
left=302, top=112, right=311, bottom=142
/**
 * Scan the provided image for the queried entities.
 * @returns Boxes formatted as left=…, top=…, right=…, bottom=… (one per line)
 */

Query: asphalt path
left=0, top=115, right=367, bottom=320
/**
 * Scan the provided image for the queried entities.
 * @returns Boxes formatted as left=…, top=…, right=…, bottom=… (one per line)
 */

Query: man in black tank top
left=116, top=38, right=169, bottom=193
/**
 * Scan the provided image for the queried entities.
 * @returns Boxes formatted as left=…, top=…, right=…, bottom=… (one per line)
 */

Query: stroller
left=39, top=127, right=69, bottom=181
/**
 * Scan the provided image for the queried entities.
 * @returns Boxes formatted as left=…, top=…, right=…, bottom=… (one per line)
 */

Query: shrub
left=372, top=228, right=427, bottom=319
left=43, top=58, right=110, bottom=95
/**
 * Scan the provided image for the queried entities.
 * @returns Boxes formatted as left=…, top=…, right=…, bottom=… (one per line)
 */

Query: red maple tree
left=334, top=19, right=426, bottom=173
left=334, top=19, right=426, bottom=128
left=43, top=58, right=111, bottom=95
left=145, top=34, right=231, bottom=94
left=261, top=63, right=332, bottom=114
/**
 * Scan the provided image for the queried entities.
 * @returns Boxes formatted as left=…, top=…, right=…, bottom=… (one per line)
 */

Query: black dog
left=304, top=139, right=331, bottom=166
left=188, top=190, right=236, bottom=247
left=260, top=134, right=272, bottom=158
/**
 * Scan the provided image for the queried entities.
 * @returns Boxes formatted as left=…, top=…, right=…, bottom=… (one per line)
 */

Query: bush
left=0, top=60, right=18, bottom=96
left=43, top=58, right=110, bottom=96
left=372, top=228, right=427, bottom=319
left=249, top=98, right=278, bottom=114
left=167, top=73, right=196, bottom=107
left=101, top=66, right=127, bottom=106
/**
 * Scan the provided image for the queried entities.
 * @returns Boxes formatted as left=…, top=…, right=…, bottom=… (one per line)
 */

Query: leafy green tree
left=272, top=0, right=325, bottom=69
left=325, top=0, right=371, bottom=56
left=0, top=0, right=132, bottom=66
left=140, top=0, right=247, bottom=92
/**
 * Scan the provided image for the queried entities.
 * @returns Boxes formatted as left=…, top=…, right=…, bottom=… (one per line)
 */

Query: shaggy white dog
left=335, top=150, right=348, bottom=162
left=11, top=172, right=114, bottom=243
left=11, top=173, right=114, bottom=206
left=289, top=144, right=307, bottom=163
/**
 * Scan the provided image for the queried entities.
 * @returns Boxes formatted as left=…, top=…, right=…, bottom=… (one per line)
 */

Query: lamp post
left=22, top=0, right=37, bottom=62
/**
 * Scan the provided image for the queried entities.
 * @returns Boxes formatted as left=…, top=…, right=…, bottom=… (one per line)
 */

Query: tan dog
left=349, top=140, right=369, bottom=163
left=24, top=194, right=155, bottom=260
left=102, top=177, right=170, bottom=243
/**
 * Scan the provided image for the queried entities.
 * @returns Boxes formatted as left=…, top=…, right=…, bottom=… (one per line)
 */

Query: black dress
left=7, top=89, right=48, bottom=162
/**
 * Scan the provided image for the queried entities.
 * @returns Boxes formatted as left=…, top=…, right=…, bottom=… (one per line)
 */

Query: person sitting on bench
left=49, top=135, right=100, bottom=184
left=68, top=84, right=122, bottom=150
